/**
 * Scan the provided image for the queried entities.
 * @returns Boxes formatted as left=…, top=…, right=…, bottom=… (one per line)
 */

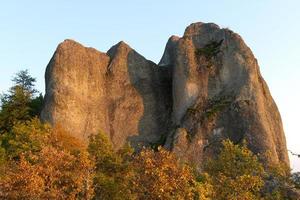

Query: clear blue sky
left=0, top=0, right=299, bottom=171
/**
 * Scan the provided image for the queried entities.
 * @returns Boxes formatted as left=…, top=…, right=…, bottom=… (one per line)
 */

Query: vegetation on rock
left=195, top=40, right=223, bottom=69
left=195, top=40, right=223, bottom=60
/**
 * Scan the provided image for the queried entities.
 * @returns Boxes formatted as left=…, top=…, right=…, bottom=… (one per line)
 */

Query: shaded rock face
left=41, top=22, right=289, bottom=167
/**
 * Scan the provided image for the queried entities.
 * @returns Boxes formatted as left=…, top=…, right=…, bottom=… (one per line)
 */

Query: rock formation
left=41, top=40, right=172, bottom=149
left=161, top=22, right=289, bottom=166
left=41, top=22, right=289, bottom=167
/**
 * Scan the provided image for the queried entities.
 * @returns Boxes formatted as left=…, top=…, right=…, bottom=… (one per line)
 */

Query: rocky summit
left=41, top=22, right=289, bottom=167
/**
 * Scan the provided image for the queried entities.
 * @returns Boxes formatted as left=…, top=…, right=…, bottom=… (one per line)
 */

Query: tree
left=0, top=118, right=50, bottom=160
left=0, top=147, right=94, bottom=199
left=261, top=151, right=293, bottom=200
left=88, top=132, right=135, bottom=200
left=0, top=85, right=32, bottom=132
left=0, top=70, right=43, bottom=133
left=204, top=140, right=264, bottom=200
left=87, top=132, right=213, bottom=200
left=0, top=145, right=5, bottom=176
left=28, top=93, right=44, bottom=117
left=11, top=69, right=37, bottom=95
left=131, top=147, right=212, bottom=200
left=0, top=119, right=94, bottom=199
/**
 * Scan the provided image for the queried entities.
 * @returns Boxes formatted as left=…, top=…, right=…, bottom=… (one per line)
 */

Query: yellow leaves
left=1, top=118, right=51, bottom=159
left=2, top=121, right=284, bottom=200
left=130, top=147, right=208, bottom=200
left=204, top=139, right=265, bottom=200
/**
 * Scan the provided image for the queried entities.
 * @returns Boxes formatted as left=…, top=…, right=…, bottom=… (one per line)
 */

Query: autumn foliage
left=0, top=120, right=94, bottom=199
left=0, top=119, right=296, bottom=199
left=204, top=140, right=265, bottom=200
left=0, top=70, right=298, bottom=199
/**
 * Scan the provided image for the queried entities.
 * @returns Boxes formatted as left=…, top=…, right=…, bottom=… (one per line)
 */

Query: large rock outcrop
left=41, top=22, right=289, bottom=167
left=162, top=22, right=289, bottom=166
left=41, top=40, right=172, bottom=149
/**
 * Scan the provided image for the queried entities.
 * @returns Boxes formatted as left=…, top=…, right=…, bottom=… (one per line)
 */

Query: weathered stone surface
left=41, top=22, right=289, bottom=167
left=41, top=40, right=110, bottom=141
left=158, top=35, right=179, bottom=67
left=161, top=22, right=289, bottom=166
left=41, top=40, right=172, bottom=149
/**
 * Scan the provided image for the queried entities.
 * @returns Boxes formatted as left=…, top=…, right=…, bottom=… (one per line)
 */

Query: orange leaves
left=0, top=155, right=44, bottom=199
left=0, top=121, right=277, bottom=200
left=0, top=120, right=94, bottom=199
left=0, top=146, right=94, bottom=199
left=50, top=124, right=87, bottom=152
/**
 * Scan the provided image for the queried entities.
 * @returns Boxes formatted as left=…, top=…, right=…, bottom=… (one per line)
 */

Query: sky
left=0, top=0, right=299, bottom=171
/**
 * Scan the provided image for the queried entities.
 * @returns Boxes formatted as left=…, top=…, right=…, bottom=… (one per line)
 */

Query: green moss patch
left=195, top=39, right=223, bottom=59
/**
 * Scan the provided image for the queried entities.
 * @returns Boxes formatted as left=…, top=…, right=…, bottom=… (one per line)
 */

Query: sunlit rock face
left=41, top=22, right=289, bottom=167
left=162, top=22, right=289, bottom=166
left=41, top=40, right=172, bottom=150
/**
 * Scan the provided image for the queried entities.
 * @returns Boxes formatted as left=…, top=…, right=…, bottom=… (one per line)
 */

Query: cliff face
left=41, top=22, right=289, bottom=166
left=41, top=40, right=172, bottom=149
left=161, top=23, right=289, bottom=165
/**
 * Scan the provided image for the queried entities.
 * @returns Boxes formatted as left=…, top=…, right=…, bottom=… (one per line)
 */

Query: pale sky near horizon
left=0, top=0, right=299, bottom=171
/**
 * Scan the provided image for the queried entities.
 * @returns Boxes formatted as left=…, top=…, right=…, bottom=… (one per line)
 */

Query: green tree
left=204, top=140, right=264, bottom=200
left=0, top=144, right=5, bottom=176
left=0, top=118, right=50, bottom=160
left=88, top=132, right=135, bottom=200
left=11, top=69, right=37, bottom=95
left=0, top=70, right=43, bottom=133
left=28, top=93, right=44, bottom=117
left=261, top=151, right=293, bottom=200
